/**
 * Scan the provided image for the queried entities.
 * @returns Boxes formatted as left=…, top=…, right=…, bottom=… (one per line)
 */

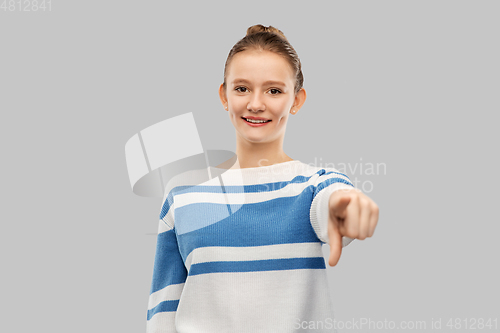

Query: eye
left=235, top=86, right=248, bottom=93
left=269, top=88, right=282, bottom=95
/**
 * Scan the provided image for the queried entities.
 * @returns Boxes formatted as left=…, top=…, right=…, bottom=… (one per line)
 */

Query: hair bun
left=246, top=24, right=288, bottom=40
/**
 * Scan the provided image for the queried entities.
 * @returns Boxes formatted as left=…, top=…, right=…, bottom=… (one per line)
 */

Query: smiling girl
left=147, top=24, right=379, bottom=333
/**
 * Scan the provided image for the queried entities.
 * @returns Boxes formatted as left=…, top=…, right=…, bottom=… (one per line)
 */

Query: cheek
left=275, top=114, right=288, bottom=126
left=228, top=110, right=242, bottom=124
left=231, top=99, right=247, bottom=111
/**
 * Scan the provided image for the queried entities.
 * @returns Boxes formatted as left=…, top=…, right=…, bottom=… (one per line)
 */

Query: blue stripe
left=176, top=194, right=321, bottom=261
left=150, top=229, right=188, bottom=294
left=313, top=177, right=354, bottom=199
left=174, top=180, right=352, bottom=237
left=171, top=168, right=353, bottom=260
left=147, top=300, right=179, bottom=320
left=160, top=169, right=352, bottom=220
left=175, top=202, right=232, bottom=235
left=189, top=257, right=326, bottom=276
left=159, top=191, right=174, bottom=220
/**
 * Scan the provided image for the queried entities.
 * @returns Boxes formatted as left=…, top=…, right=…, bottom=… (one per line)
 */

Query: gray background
left=1, top=0, right=498, bottom=332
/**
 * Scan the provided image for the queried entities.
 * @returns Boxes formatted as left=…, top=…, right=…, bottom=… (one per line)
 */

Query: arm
left=147, top=191, right=187, bottom=333
left=309, top=168, right=356, bottom=247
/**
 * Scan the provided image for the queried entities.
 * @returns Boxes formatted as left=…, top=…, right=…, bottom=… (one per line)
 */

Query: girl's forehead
left=232, top=49, right=283, bottom=63
left=228, top=50, right=294, bottom=83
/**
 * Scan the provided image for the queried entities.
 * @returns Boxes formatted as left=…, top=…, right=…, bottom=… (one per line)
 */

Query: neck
left=234, top=135, right=292, bottom=169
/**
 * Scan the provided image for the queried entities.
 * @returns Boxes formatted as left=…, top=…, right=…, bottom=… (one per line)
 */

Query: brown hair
left=222, top=24, right=304, bottom=96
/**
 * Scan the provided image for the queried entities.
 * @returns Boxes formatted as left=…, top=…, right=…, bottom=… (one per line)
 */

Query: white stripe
left=146, top=311, right=177, bottom=333
left=174, top=269, right=334, bottom=332
left=148, top=282, right=185, bottom=310
left=158, top=219, right=173, bottom=234
left=174, top=172, right=351, bottom=209
left=184, top=242, right=323, bottom=272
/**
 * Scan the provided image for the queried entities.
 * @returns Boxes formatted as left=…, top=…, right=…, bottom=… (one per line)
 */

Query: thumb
left=328, top=211, right=343, bottom=267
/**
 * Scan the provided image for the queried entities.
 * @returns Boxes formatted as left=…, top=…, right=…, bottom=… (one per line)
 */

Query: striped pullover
left=146, top=160, right=355, bottom=332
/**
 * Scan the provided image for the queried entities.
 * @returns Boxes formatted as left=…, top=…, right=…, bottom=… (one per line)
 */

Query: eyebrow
left=231, top=78, right=287, bottom=87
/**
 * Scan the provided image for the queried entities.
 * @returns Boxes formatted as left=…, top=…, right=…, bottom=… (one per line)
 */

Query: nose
left=247, top=92, right=265, bottom=112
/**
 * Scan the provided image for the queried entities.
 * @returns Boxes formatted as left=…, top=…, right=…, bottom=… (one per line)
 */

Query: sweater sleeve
left=309, top=167, right=356, bottom=247
left=146, top=189, right=187, bottom=333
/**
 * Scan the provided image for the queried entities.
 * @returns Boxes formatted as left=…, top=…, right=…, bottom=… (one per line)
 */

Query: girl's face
left=220, top=50, right=302, bottom=144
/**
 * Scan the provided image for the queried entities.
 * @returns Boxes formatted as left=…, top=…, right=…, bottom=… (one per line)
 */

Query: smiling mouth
left=242, top=117, right=272, bottom=124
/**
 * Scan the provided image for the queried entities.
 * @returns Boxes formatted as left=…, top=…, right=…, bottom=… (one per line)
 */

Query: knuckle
left=347, top=227, right=358, bottom=239
left=360, top=198, right=370, bottom=209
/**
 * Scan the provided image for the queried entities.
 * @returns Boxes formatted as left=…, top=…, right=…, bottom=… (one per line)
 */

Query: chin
left=238, top=131, right=267, bottom=143
left=244, top=136, right=267, bottom=143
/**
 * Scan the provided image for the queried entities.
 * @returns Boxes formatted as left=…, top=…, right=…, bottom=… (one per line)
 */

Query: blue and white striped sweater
left=147, top=160, right=355, bottom=332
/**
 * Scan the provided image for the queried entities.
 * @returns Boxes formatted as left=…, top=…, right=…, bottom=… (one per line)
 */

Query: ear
left=291, top=88, right=306, bottom=114
left=219, top=83, right=228, bottom=109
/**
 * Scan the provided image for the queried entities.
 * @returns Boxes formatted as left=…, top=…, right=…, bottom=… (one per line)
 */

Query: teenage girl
left=147, top=24, right=379, bottom=333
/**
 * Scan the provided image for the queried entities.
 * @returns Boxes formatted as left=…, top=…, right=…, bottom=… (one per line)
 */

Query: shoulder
left=297, top=163, right=353, bottom=188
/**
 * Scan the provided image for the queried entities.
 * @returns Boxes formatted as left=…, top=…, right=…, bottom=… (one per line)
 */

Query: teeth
left=245, top=118, right=269, bottom=123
